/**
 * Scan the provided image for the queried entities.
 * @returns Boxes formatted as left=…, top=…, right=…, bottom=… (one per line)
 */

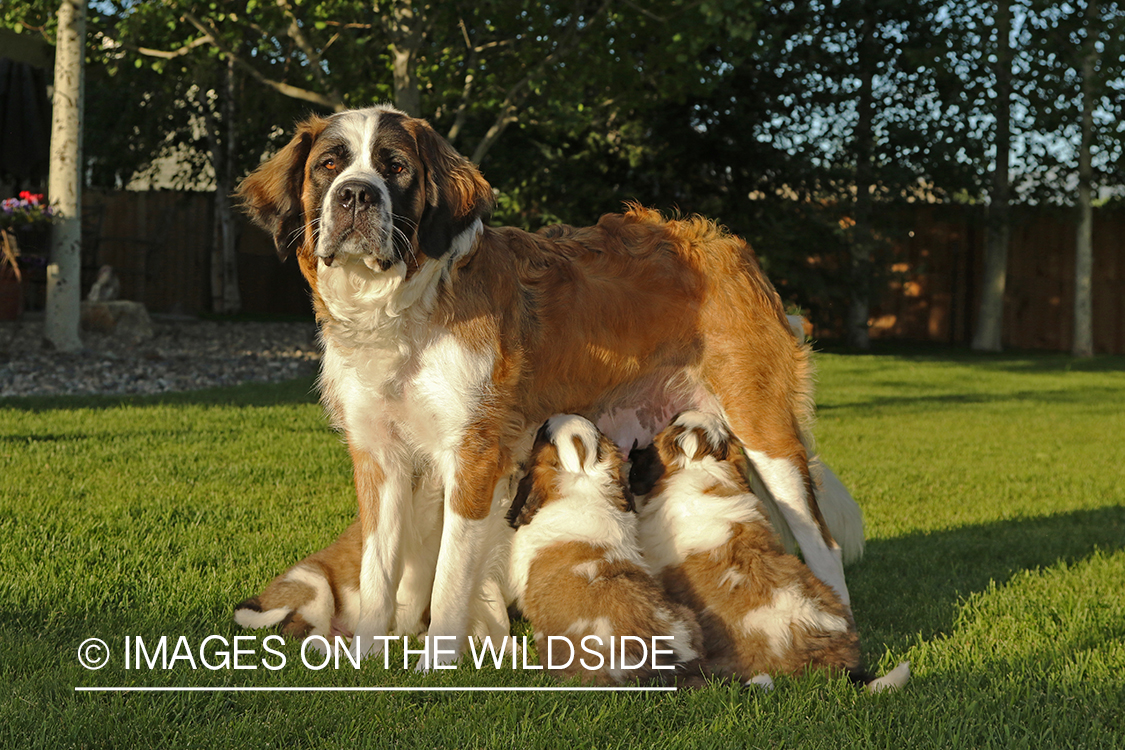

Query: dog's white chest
left=399, top=332, right=494, bottom=452
left=324, top=329, right=494, bottom=458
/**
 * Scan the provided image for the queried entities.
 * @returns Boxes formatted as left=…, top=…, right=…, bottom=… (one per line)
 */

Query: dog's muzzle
left=319, top=177, right=396, bottom=270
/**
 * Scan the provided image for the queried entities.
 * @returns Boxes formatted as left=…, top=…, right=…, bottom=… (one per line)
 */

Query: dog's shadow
left=848, top=505, right=1125, bottom=650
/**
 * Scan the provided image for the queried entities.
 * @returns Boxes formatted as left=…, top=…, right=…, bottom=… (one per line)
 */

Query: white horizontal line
left=75, top=686, right=675, bottom=693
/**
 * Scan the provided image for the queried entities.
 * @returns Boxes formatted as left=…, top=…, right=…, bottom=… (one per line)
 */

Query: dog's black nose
left=337, top=179, right=380, bottom=211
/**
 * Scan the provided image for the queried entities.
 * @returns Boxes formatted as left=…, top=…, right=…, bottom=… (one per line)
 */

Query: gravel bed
left=0, top=315, right=322, bottom=398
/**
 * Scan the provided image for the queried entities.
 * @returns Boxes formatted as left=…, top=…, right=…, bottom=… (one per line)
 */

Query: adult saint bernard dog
left=237, top=104, right=857, bottom=668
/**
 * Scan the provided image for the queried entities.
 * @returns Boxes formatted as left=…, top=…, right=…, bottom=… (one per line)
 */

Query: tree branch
left=129, top=35, right=211, bottom=59
left=470, top=0, right=613, bottom=164
left=274, top=0, right=346, bottom=110
left=172, top=4, right=345, bottom=112
left=446, top=18, right=479, bottom=144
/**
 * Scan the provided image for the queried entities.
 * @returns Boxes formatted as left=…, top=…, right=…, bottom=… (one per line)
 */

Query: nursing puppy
left=632, top=411, right=908, bottom=692
left=508, top=415, right=704, bottom=685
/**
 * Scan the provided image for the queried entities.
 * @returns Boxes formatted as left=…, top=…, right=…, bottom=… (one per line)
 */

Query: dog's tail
left=847, top=661, right=911, bottom=693
left=233, top=522, right=363, bottom=640
left=810, top=459, right=865, bottom=566
left=233, top=594, right=297, bottom=631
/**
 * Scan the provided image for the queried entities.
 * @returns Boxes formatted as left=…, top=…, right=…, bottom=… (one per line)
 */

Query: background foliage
left=3, top=0, right=1123, bottom=329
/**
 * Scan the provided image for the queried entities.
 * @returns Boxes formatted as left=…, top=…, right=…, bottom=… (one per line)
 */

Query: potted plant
left=1, top=192, right=56, bottom=321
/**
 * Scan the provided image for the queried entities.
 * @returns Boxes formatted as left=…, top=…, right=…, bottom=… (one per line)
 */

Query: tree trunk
left=45, top=0, right=87, bottom=352
left=848, top=7, right=875, bottom=350
left=218, top=57, right=241, bottom=314
left=388, top=0, right=425, bottom=116
left=972, top=0, right=1012, bottom=352
left=202, top=59, right=241, bottom=315
left=1072, top=0, right=1097, bottom=358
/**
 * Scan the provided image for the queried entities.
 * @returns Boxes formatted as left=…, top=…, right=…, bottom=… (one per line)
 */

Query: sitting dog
left=631, top=411, right=908, bottom=692
left=507, top=415, right=704, bottom=685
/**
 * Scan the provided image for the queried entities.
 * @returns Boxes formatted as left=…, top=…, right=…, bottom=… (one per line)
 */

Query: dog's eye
left=388, top=162, right=406, bottom=175
left=321, top=158, right=337, bottom=171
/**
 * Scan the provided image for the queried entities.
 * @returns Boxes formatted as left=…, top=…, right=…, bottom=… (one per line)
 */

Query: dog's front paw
left=346, top=630, right=394, bottom=663
left=412, top=634, right=462, bottom=672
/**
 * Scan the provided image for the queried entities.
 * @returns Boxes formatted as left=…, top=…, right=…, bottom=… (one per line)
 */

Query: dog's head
left=236, top=105, right=494, bottom=275
left=507, top=415, right=634, bottom=529
left=629, top=411, right=744, bottom=497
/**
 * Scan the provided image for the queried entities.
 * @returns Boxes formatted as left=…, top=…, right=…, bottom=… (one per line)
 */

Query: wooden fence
left=870, top=204, right=1124, bottom=354
left=16, top=191, right=1121, bottom=353
left=70, top=189, right=311, bottom=317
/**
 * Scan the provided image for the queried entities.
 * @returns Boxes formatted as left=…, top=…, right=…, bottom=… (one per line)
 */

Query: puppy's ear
left=628, top=443, right=665, bottom=497
left=410, top=118, right=494, bottom=260
left=616, top=462, right=637, bottom=513
left=506, top=471, right=545, bottom=529
left=237, top=116, right=327, bottom=260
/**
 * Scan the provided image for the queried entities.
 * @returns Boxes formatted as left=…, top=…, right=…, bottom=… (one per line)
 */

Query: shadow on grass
left=851, top=505, right=1125, bottom=648
left=0, top=376, right=320, bottom=413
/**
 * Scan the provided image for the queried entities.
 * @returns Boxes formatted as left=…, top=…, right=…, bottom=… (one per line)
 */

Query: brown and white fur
left=233, top=475, right=513, bottom=652
left=236, top=103, right=856, bottom=667
left=631, top=411, right=908, bottom=692
left=233, top=520, right=364, bottom=651
left=507, top=415, right=703, bottom=685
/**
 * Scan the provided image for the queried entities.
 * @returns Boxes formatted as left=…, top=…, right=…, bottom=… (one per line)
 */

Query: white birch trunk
left=1072, top=0, right=1097, bottom=358
left=972, top=0, right=1012, bottom=352
left=45, top=0, right=87, bottom=352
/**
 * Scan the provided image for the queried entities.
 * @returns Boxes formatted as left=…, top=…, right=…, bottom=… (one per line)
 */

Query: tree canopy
left=3, top=0, right=1121, bottom=330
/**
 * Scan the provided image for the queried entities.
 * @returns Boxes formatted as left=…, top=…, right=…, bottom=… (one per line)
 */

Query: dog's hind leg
left=700, top=319, right=850, bottom=606
left=739, top=442, right=848, bottom=606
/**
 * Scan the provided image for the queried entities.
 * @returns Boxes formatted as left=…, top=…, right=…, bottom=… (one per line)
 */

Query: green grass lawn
left=2, top=352, right=1124, bottom=748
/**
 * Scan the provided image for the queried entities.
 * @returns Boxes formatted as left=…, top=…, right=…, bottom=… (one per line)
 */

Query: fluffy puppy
left=507, top=415, right=704, bottom=685
left=233, top=520, right=364, bottom=645
left=632, top=411, right=908, bottom=692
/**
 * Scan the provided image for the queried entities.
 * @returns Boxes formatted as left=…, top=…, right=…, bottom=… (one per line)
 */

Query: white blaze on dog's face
left=507, top=415, right=636, bottom=529
left=629, top=410, right=742, bottom=503
left=631, top=411, right=765, bottom=572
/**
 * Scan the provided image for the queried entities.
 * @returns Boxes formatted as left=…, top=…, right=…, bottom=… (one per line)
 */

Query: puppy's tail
left=233, top=595, right=295, bottom=631
left=233, top=563, right=338, bottom=639
left=847, top=661, right=911, bottom=693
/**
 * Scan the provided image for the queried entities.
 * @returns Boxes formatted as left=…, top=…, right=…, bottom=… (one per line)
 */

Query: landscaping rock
left=0, top=317, right=321, bottom=398
left=81, top=300, right=154, bottom=342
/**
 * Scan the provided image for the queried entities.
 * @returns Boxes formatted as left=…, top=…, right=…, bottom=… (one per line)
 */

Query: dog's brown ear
left=237, top=116, right=327, bottom=260
left=410, top=118, right=494, bottom=260
left=507, top=471, right=545, bottom=529
left=628, top=443, right=665, bottom=497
